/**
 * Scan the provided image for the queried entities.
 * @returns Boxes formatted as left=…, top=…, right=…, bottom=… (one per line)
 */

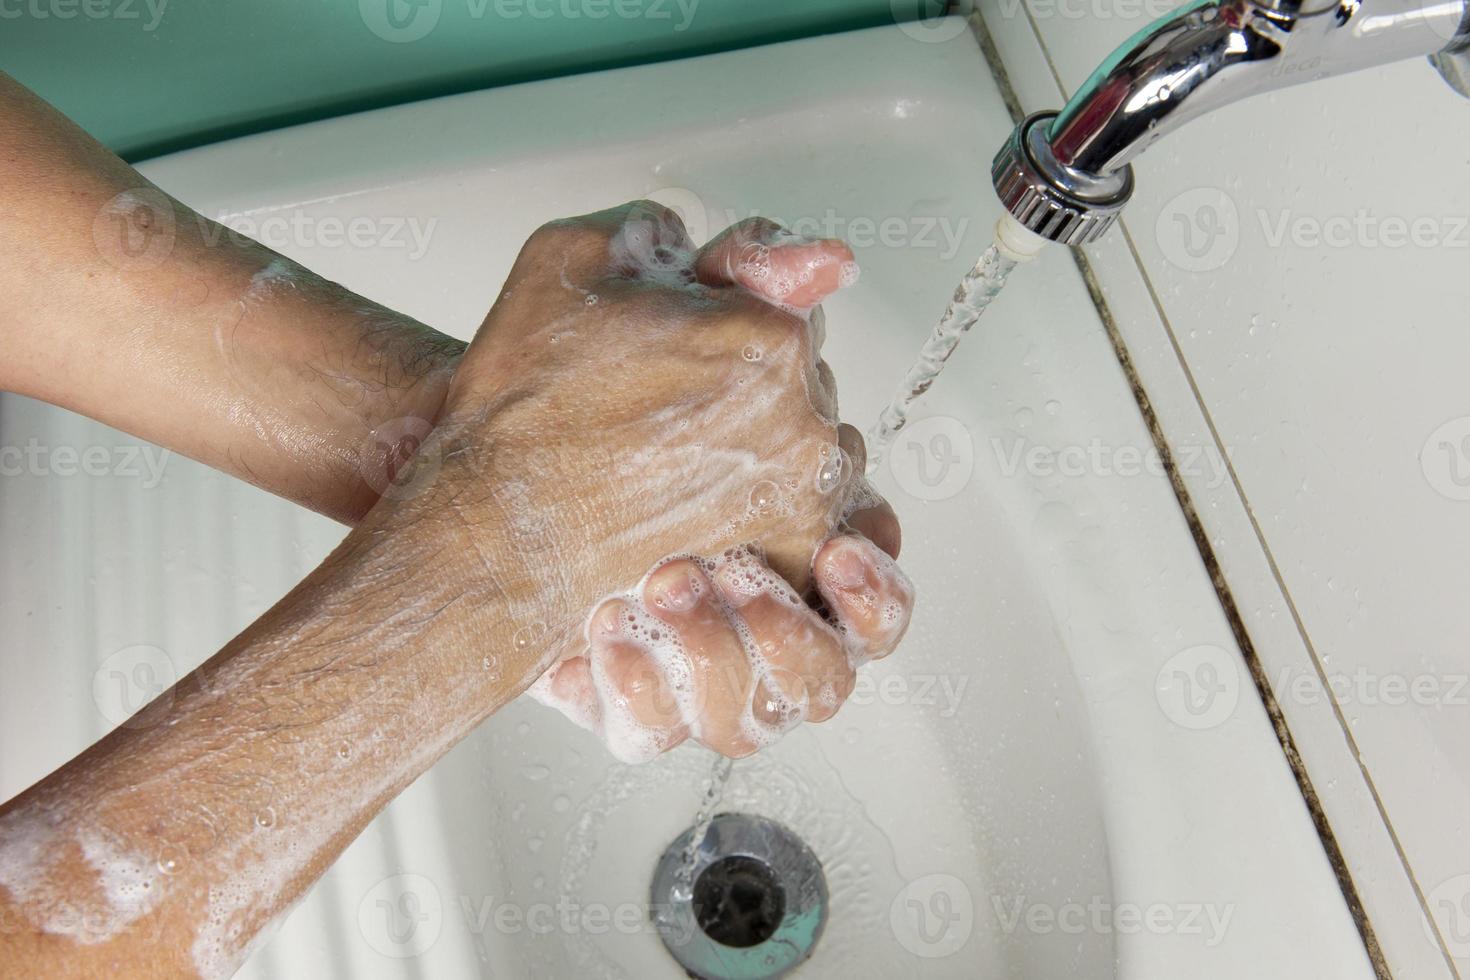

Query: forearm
left=0, top=493, right=523, bottom=978
left=0, top=196, right=918, bottom=976
left=0, top=72, right=465, bottom=524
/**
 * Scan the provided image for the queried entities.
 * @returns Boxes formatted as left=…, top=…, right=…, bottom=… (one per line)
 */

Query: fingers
left=847, top=496, right=902, bottom=559
left=517, top=199, right=698, bottom=290
left=813, top=534, right=916, bottom=665
left=524, top=655, right=602, bottom=734
left=585, top=599, right=690, bottom=763
left=838, top=421, right=866, bottom=474
left=695, top=218, right=859, bottom=310
left=835, top=422, right=902, bottom=558
left=712, top=556, right=854, bottom=725
left=642, top=559, right=758, bottom=757
left=458, top=198, right=701, bottom=390
left=577, top=551, right=868, bottom=761
left=540, top=537, right=911, bottom=762
left=529, top=204, right=871, bottom=301
left=604, top=200, right=699, bottom=285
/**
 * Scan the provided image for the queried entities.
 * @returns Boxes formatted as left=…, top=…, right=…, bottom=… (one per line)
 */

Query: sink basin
left=0, top=18, right=1373, bottom=980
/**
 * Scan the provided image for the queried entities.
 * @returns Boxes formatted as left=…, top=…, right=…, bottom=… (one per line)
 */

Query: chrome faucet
left=992, top=0, right=1470, bottom=245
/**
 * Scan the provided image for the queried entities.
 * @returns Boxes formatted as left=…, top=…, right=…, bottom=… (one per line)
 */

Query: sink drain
left=651, top=813, right=827, bottom=980
left=693, top=854, right=787, bottom=948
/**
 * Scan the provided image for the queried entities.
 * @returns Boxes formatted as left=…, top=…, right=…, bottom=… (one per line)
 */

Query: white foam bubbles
left=529, top=548, right=827, bottom=763
left=609, top=216, right=697, bottom=289
left=245, top=257, right=301, bottom=298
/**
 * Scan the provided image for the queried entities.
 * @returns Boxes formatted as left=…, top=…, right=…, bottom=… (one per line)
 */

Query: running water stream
left=865, top=243, right=1020, bottom=474
left=674, top=754, right=736, bottom=897
left=674, top=239, right=1026, bottom=891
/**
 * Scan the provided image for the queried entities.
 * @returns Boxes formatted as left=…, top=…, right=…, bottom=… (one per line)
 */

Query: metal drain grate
left=650, top=813, right=827, bottom=979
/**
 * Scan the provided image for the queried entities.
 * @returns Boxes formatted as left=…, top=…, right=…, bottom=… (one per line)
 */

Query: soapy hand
left=384, top=202, right=914, bottom=761
left=0, top=74, right=925, bottom=978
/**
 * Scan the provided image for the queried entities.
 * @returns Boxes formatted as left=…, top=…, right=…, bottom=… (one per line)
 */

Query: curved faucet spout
left=992, top=0, right=1470, bottom=245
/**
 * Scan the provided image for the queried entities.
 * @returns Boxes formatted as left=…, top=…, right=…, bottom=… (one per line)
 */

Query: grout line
left=968, top=6, right=1425, bottom=977
left=1073, top=236, right=1394, bottom=979
left=1112, top=222, right=1461, bottom=980
left=970, top=12, right=1027, bottom=125
left=987, top=10, right=1396, bottom=973
left=1017, top=0, right=1068, bottom=96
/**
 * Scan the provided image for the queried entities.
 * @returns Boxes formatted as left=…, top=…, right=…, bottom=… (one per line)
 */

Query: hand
left=0, top=74, right=925, bottom=976
left=532, top=535, right=912, bottom=762
left=523, top=213, right=914, bottom=760
left=367, top=202, right=914, bottom=754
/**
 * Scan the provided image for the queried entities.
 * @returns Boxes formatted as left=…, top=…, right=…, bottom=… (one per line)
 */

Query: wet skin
left=0, top=72, right=915, bottom=977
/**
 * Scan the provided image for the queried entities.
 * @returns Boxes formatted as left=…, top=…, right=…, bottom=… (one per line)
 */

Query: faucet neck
left=1048, top=0, right=1468, bottom=177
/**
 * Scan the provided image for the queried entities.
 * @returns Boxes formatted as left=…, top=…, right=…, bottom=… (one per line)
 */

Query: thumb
left=695, top=217, right=859, bottom=310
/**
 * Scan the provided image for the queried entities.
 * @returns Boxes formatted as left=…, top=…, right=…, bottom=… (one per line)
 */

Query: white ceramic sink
left=0, top=19, right=1376, bottom=980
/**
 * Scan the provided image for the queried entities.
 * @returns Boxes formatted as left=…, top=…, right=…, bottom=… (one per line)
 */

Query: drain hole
left=651, top=813, right=826, bottom=978
left=693, top=855, right=786, bottom=948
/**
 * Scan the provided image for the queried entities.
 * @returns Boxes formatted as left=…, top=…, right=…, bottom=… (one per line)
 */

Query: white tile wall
left=979, top=2, right=1470, bottom=976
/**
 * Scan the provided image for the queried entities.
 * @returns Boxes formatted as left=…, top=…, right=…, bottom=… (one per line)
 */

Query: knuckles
left=520, top=219, right=613, bottom=273
left=523, top=201, right=692, bottom=276
left=688, top=286, right=811, bottom=353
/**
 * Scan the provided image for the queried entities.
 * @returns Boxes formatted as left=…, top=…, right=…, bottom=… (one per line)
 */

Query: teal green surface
left=0, top=0, right=938, bottom=161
